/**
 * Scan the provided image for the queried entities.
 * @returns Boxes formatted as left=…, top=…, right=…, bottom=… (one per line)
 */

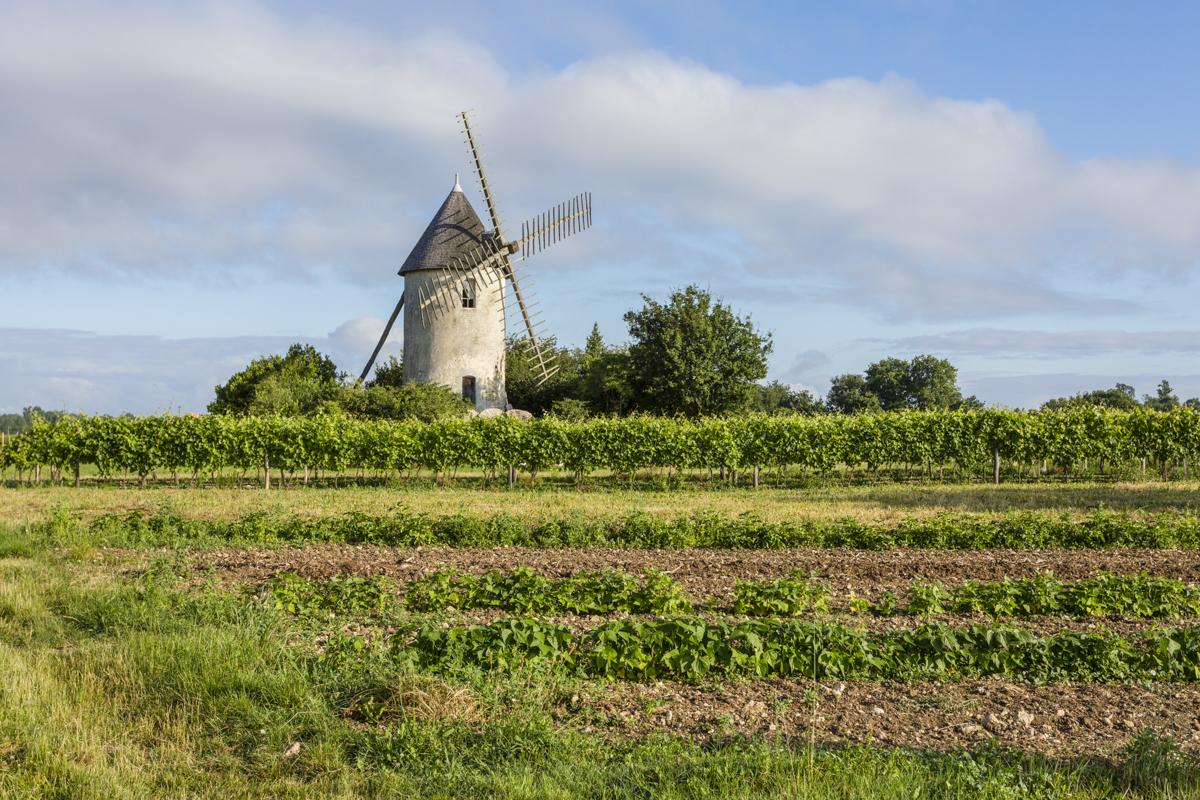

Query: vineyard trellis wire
left=2, top=407, right=1199, bottom=485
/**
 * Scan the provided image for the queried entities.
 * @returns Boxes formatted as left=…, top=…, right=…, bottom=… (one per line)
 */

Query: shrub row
left=69, top=507, right=1200, bottom=550
left=386, top=617, right=1200, bottom=683
left=5, top=406, right=1200, bottom=482
left=404, top=567, right=691, bottom=615
left=747, top=572, right=1200, bottom=619
left=266, top=569, right=1200, bottom=620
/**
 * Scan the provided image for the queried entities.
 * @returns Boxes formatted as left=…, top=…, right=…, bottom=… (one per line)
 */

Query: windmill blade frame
left=413, top=193, right=592, bottom=330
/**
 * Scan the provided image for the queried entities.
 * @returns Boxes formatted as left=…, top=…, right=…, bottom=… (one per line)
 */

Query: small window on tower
left=462, top=376, right=476, bottom=405
left=461, top=279, right=476, bottom=309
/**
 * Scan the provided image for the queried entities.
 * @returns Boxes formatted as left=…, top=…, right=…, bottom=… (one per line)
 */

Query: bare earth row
left=191, top=544, right=1200, bottom=598
left=574, top=678, right=1200, bottom=758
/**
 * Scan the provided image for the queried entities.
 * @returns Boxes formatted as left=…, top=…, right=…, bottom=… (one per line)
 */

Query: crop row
left=267, top=568, right=692, bottom=617
left=4, top=406, right=1200, bottom=483
left=367, top=618, right=1200, bottom=683
left=736, top=572, right=1200, bottom=619
left=67, top=507, right=1200, bottom=550
left=266, top=570, right=1200, bottom=620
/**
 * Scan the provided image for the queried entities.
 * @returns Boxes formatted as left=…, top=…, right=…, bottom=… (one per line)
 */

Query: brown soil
left=190, top=545, right=1200, bottom=600
left=569, top=678, right=1200, bottom=758
left=152, top=544, right=1200, bottom=757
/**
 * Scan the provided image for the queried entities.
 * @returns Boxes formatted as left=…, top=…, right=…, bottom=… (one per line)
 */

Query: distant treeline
left=0, top=407, right=68, bottom=435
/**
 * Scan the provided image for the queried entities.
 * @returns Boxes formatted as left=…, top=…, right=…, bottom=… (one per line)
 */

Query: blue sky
left=2, top=0, right=1200, bottom=413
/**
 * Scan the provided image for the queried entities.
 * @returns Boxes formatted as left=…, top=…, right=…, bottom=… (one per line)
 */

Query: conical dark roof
left=398, top=178, right=487, bottom=275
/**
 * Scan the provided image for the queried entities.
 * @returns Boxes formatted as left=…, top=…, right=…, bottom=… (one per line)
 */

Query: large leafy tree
left=209, top=343, right=342, bottom=416
left=863, top=358, right=910, bottom=410
left=624, top=286, right=772, bottom=416
left=828, top=354, right=973, bottom=413
left=826, top=374, right=882, bottom=414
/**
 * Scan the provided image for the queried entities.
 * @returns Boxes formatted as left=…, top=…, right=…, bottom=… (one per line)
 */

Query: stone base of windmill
left=472, top=407, right=533, bottom=420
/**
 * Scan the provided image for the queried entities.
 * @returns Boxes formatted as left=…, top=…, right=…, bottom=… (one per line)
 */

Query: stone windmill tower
left=359, top=111, right=592, bottom=411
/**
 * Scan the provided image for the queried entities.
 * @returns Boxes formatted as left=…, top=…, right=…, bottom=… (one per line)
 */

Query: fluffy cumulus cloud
left=0, top=320, right=398, bottom=414
left=3, top=1, right=1200, bottom=320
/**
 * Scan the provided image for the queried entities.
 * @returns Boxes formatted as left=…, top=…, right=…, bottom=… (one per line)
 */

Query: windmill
left=358, top=110, right=592, bottom=411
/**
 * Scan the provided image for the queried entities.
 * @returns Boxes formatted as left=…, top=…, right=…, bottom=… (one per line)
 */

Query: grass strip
left=19, top=506, right=1200, bottom=550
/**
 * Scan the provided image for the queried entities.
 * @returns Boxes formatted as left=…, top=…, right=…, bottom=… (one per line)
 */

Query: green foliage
left=10, top=405, right=1200, bottom=484
left=365, top=354, right=404, bottom=389
left=624, top=286, right=772, bottom=416
left=0, top=406, right=68, bottom=435
left=934, top=573, right=1200, bottom=619
left=576, top=323, right=634, bottom=415
left=398, top=616, right=1200, bottom=683
left=505, top=335, right=583, bottom=415
left=337, top=381, right=471, bottom=422
left=209, top=343, right=342, bottom=416
left=46, top=506, right=1200, bottom=551
left=732, top=572, right=831, bottom=616
left=1145, top=380, right=1181, bottom=412
left=831, top=354, right=968, bottom=413
left=826, top=374, right=881, bottom=414
left=749, top=381, right=823, bottom=415
left=264, top=572, right=394, bottom=617
left=1044, top=383, right=1141, bottom=411
left=405, top=567, right=691, bottom=615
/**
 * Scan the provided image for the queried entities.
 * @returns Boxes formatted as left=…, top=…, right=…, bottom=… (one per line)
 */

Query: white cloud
left=0, top=320, right=398, bottom=414
left=2, top=1, right=1200, bottom=321
left=881, top=328, right=1200, bottom=358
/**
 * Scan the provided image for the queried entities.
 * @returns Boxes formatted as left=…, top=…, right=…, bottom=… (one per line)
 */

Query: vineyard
left=4, top=406, right=1200, bottom=485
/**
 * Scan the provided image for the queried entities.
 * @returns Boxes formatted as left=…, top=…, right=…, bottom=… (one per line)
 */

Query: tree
left=366, top=355, right=404, bottom=389
left=209, top=343, right=342, bottom=416
left=828, top=355, right=968, bottom=413
left=863, top=358, right=910, bottom=410
left=826, top=374, right=881, bottom=414
left=577, top=323, right=633, bottom=415
left=1144, top=380, right=1180, bottom=412
left=904, top=354, right=964, bottom=410
left=0, top=406, right=67, bottom=434
left=1043, top=383, right=1139, bottom=411
left=505, top=335, right=582, bottom=415
left=248, top=369, right=336, bottom=417
left=750, top=381, right=823, bottom=415
left=624, top=286, right=772, bottom=416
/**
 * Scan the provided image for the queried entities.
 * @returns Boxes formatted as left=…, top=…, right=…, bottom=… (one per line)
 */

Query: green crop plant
left=8, top=406, right=1200, bottom=485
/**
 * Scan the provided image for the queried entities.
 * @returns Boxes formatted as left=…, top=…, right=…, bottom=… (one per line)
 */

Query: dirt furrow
left=569, top=678, right=1200, bottom=758
left=188, top=545, right=1200, bottom=598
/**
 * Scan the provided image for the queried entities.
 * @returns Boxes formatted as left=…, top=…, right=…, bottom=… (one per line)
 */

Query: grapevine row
left=3, top=407, right=1200, bottom=484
